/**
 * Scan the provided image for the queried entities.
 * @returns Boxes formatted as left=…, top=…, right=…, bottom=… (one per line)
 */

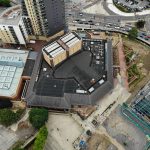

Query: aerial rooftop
left=0, top=5, right=22, bottom=25
left=43, top=41, right=65, bottom=58
left=0, top=48, right=28, bottom=98
left=25, top=37, right=113, bottom=109
left=42, top=32, right=82, bottom=67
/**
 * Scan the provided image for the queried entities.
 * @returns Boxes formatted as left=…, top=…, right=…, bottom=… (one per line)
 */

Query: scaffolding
left=132, top=98, right=150, bottom=122
left=121, top=103, right=150, bottom=136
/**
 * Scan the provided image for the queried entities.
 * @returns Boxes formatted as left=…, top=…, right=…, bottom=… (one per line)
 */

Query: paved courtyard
left=83, top=1, right=109, bottom=15
left=44, top=113, right=83, bottom=150
left=0, top=125, right=19, bottom=150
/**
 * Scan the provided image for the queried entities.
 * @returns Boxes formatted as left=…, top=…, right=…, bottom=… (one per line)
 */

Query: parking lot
left=114, top=0, right=150, bottom=12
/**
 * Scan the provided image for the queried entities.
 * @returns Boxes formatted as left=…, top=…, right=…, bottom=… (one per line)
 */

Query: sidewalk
left=117, top=36, right=129, bottom=90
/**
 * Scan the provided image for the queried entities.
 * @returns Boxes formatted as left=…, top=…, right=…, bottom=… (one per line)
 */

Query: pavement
left=0, top=125, right=19, bottom=150
left=68, top=22, right=150, bottom=46
left=82, top=0, right=109, bottom=15
left=71, top=80, right=130, bottom=149
left=67, top=0, right=150, bottom=33
left=44, top=113, right=83, bottom=150
left=44, top=78, right=130, bottom=150
left=145, top=15, right=150, bottom=34
left=10, top=109, right=29, bottom=132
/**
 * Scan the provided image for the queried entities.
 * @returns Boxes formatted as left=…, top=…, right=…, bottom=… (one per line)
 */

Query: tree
left=128, top=27, right=138, bottom=39
left=86, top=130, right=92, bottom=136
left=0, top=109, right=17, bottom=126
left=0, top=108, right=25, bottom=127
left=0, top=0, right=11, bottom=7
left=136, top=20, right=145, bottom=29
left=29, top=108, right=48, bottom=129
left=33, top=126, right=48, bottom=150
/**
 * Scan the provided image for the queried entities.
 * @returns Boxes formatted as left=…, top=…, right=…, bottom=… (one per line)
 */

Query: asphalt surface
left=65, top=0, right=150, bottom=33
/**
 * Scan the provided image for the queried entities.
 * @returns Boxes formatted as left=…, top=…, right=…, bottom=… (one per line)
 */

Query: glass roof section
left=0, top=49, right=28, bottom=97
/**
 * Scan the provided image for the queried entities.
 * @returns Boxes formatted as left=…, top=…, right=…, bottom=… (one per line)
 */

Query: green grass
left=130, top=64, right=140, bottom=76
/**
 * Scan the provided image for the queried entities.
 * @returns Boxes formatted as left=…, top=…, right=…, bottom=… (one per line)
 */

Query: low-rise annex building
left=42, top=32, right=82, bottom=67
left=0, top=48, right=28, bottom=99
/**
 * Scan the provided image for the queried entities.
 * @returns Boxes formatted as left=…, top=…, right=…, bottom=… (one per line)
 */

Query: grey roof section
left=22, top=59, right=35, bottom=77
left=25, top=40, right=113, bottom=109
left=0, top=5, right=22, bottom=25
left=22, top=51, right=38, bottom=77
left=27, top=51, right=38, bottom=60
left=0, top=48, right=28, bottom=97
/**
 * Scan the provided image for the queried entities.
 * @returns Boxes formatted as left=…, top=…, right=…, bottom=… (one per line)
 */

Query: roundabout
left=107, top=0, right=150, bottom=16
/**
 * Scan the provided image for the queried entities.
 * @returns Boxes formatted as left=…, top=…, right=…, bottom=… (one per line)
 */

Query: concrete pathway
left=83, top=0, right=109, bottom=15
left=117, top=35, right=129, bottom=90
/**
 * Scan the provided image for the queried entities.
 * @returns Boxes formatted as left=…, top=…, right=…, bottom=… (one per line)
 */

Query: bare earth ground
left=122, top=37, right=150, bottom=68
left=123, top=38, right=149, bottom=55
left=122, top=36, right=150, bottom=94
left=88, top=133, right=118, bottom=150
left=103, top=106, right=147, bottom=150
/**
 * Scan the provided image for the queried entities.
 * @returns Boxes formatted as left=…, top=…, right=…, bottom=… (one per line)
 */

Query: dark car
left=142, top=32, right=146, bottom=36
left=78, top=21, right=83, bottom=24
left=144, top=38, right=149, bottom=40
left=88, top=20, right=93, bottom=23
left=90, top=23, right=94, bottom=25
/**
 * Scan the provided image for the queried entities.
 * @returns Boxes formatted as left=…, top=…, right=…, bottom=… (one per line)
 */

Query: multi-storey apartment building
left=0, top=5, right=32, bottom=45
left=22, top=0, right=66, bottom=40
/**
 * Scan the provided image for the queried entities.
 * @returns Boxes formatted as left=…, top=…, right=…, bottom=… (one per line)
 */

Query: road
left=68, top=21, right=150, bottom=46
left=65, top=0, right=150, bottom=33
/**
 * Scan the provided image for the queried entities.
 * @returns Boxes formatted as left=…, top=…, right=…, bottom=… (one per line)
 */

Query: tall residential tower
left=22, top=0, right=65, bottom=40
left=0, top=5, right=31, bottom=45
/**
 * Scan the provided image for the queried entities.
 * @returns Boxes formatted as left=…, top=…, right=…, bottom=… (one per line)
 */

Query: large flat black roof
left=54, top=50, right=106, bottom=90
left=25, top=38, right=113, bottom=109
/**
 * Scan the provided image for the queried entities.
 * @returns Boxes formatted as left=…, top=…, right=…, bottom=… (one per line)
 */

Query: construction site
left=122, top=81, right=150, bottom=135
